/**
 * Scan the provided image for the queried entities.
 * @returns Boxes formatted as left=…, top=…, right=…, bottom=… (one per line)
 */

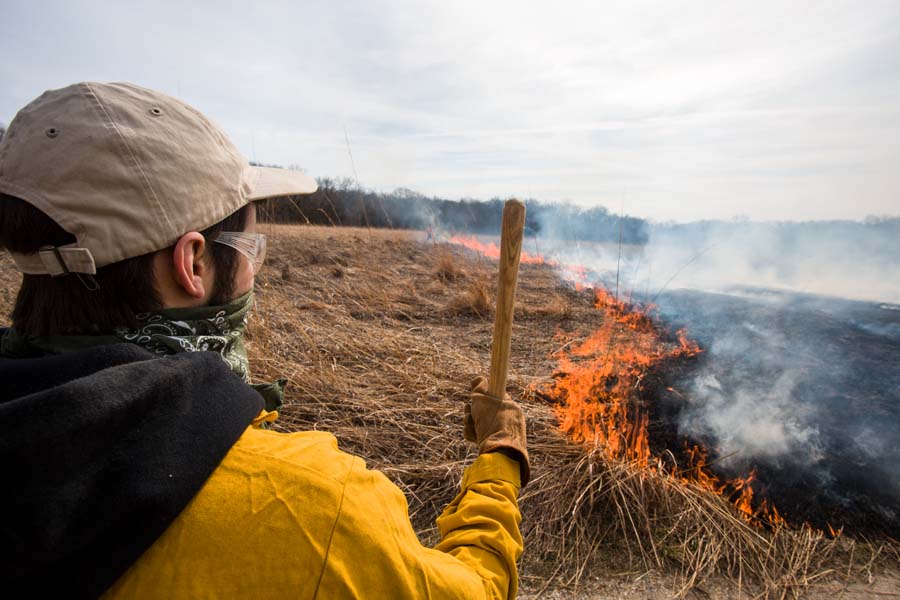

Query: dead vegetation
left=1, top=224, right=897, bottom=599
left=435, top=249, right=464, bottom=283
left=446, top=279, right=494, bottom=319
left=527, top=293, right=574, bottom=322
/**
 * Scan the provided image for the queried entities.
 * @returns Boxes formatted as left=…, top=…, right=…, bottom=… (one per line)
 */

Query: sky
left=2, top=0, right=900, bottom=222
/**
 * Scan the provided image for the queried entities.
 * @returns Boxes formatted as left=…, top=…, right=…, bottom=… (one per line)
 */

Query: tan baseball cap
left=0, top=82, right=317, bottom=276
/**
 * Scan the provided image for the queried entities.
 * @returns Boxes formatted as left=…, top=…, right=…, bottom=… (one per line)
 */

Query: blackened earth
left=646, top=287, right=900, bottom=537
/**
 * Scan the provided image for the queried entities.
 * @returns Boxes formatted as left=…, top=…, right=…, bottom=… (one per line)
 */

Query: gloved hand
left=464, top=376, right=531, bottom=487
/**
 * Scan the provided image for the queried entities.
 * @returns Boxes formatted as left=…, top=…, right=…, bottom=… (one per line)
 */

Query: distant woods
left=257, top=173, right=900, bottom=246
left=255, top=172, right=650, bottom=245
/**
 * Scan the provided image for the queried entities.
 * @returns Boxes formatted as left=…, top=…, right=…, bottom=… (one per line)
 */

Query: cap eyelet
left=46, top=127, right=60, bottom=138
left=149, top=106, right=163, bottom=117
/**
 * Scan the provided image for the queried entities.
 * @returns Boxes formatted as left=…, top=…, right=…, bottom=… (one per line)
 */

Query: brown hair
left=0, top=193, right=249, bottom=336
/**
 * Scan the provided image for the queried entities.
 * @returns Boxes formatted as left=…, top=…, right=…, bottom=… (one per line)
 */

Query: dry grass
left=435, top=249, right=465, bottom=283
left=527, top=294, right=574, bottom=322
left=1, top=224, right=897, bottom=599
left=519, top=447, right=897, bottom=598
left=446, top=279, right=494, bottom=319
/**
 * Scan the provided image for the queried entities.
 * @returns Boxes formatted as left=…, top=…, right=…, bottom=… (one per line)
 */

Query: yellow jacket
left=105, top=412, right=523, bottom=599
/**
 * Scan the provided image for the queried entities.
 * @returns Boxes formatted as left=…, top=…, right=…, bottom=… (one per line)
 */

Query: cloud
left=2, top=0, right=899, bottom=221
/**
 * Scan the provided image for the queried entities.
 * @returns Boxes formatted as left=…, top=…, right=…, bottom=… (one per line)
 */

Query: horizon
left=297, top=175, right=900, bottom=225
left=2, top=1, right=899, bottom=222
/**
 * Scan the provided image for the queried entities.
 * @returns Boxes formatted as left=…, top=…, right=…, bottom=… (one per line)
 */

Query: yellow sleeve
left=435, top=452, right=523, bottom=600
left=318, top=452, right=522, bottom=600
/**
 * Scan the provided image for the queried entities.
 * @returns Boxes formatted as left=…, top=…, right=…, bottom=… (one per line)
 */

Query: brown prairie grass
left=446, top=278, right=493, bottom=319
left=1, top=224, right=897, bottom=599
left=435, top=249, right=464, bottom=283
left=528, top=294, right=574, bottom=321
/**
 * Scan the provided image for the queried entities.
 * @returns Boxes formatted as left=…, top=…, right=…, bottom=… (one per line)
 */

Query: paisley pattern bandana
left=113, top=290, right=285, bottom=411
left=115, top=290, right=255, bottom=381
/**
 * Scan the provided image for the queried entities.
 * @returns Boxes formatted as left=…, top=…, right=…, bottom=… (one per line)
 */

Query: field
left=2, top=224, right=898, bottom=598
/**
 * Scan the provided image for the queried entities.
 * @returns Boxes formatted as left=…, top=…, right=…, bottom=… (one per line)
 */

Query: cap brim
left=247, top=166, right=318, bottom=201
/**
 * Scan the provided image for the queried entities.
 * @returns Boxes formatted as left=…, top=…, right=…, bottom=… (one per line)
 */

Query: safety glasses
left=212, top=232, right=267, bottom=274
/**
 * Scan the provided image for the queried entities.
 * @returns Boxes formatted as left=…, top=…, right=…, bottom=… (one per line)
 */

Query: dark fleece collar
left=0, top=341, right=264, bottom=598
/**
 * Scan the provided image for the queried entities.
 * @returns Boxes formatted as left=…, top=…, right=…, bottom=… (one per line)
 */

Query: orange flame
left=553, top=291, right=785, bottom=527
left=556, top=290, right=787, bottom=526
left=448, top=235, right=552, bottom=265
left=730, top=470, right=757, bottom=518
left=549, top=289, right=692, bottom=468
left=451, top=235, right=785, bottom=527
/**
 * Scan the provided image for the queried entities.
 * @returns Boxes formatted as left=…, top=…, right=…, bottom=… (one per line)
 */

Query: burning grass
left=515, top=289, right=861, bottom=598
left=0, top=224, right=897, bottom=598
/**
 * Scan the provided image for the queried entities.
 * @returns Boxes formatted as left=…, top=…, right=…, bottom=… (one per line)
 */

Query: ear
left=171, top=232, right=210, bottom=299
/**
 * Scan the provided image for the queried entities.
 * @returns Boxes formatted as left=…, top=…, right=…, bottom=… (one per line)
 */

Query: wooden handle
left=488, top=199, right=526, bottom=398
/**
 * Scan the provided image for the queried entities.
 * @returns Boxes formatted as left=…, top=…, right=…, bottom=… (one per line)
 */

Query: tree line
left=256, top=172, right=649, bottom=245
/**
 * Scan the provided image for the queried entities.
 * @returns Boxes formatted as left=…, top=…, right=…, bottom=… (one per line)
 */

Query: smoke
left=434, top=199, right=899, bottom=529
left=644, top=219, right=900, bottom=304
left=683, top=366, right=822, bottom=468
left=388, top=187, right=442, bottom=229
left=522, top=208, right=900, bottom=532
left=517, top=216, right=900, bottom=304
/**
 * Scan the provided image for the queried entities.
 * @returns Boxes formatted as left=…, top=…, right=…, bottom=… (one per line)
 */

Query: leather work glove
left=464, top=376, right=531, bottom=487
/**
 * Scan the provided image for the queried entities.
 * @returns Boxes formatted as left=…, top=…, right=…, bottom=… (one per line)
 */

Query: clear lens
left=212, top=232, right=267, bottom=274
left=252, top=234, right=267, bottom=274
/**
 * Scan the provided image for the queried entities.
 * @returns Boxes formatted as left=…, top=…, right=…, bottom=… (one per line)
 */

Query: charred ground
left=650, top=288, right=900, bottom=538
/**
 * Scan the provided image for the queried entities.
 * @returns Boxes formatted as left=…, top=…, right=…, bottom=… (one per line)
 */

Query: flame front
left=448, top=235, right=550, bottom=265
left=449, top=235, right=786, bottom=528
left=549, top=288, right=691, bottom=467
left=548, top=287, right=785, bottom=527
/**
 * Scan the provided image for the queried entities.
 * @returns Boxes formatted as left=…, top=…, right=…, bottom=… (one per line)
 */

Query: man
left=0, top=83, right=529, bottom=599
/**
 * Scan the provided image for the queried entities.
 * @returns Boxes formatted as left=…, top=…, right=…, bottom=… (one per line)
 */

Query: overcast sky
left=3, top=1, right=899, bottom=222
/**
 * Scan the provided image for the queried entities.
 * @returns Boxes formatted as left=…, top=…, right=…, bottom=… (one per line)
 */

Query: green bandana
left=118, top=291, right=255, bottom=379
left=0, top=290, right=285, bottom=412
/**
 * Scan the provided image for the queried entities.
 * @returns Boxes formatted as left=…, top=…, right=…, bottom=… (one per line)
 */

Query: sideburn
left=204, top=205, right=250, bottom=306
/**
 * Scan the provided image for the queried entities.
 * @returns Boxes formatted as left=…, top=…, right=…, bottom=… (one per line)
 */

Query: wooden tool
left=488, top=199, right=526, bottom=399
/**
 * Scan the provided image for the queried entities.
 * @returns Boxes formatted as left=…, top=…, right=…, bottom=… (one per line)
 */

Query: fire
left=730, top=470, right=757, bottom=518
left=549, top=288, right=785, bottom=528
left=678, top=445, right=721, bottom=490
left=549, top=289, right=692, bottom=468
left=448, top=235, right=551, bottom=265
left=449, top=234, right=785, bottom=528
left=723, top=471, right=786, bottom=528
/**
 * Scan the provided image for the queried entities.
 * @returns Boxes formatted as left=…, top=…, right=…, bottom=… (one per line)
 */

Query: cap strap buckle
left=9, top=244, right=98, bottom=277
left=46, top=246, right=70, bottom=276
